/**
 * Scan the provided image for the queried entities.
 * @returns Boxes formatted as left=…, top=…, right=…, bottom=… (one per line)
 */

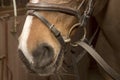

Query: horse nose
left=32, top=44, right=54, bottom=68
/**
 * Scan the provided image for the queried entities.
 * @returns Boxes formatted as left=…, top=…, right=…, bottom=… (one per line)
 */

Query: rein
left=24, top=0, right=120, bottom=80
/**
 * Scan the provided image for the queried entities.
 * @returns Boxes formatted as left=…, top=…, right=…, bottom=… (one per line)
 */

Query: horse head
left=18, top=0, right=94, bottom=76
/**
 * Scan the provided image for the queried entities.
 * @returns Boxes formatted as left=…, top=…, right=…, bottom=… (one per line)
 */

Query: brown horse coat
left=95, top=0, right=120, bottom=79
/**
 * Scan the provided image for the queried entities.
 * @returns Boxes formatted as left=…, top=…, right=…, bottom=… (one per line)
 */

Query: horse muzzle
left=18, top=43, right=64, bottom=76
left=32, top=43, right=54, bottom=68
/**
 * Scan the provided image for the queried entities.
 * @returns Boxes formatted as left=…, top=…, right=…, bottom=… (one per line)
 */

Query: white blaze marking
left=18, top=16, right=34, bottom=64
left=18, top=0, right=39, bottom=64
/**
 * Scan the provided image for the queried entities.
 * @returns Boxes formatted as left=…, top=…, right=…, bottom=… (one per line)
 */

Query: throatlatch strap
left=78, top=41, right=120, bottom=80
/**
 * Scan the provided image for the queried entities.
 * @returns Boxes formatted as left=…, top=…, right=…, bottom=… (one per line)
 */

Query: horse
left=18, top=0, right=120, bottom=80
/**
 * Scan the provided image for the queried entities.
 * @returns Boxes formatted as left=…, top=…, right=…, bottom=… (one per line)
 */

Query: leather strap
left=27, top=10, right=65, bottom=46
left=27, top=3, right=81, bottom=19
left=78, top=41, right=120, bottom=80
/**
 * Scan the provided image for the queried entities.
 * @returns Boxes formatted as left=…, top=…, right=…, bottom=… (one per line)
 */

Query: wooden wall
left=0, top=15, right=7, bottom=80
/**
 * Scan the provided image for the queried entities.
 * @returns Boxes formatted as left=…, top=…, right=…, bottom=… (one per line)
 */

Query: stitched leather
left=27, top=3, right=81, bottom=18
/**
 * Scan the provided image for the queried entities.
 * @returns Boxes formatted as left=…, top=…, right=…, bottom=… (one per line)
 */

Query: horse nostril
left=32, top=44, right=54, bottom=68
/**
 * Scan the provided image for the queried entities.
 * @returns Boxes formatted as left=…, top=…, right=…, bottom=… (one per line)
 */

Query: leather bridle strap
left=26, top=2, right=82, bottom=46
left=78, top=41, right=120, bottom=80
left=27, top=10, right=65, bottom=46
left=27, top=3, right=81, bottom=19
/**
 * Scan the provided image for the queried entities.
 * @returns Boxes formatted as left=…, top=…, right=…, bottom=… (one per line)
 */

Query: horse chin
left=19, top=48, right=64, bottom=76
left=32, top=52, right=64, bottom=76
left=32, top=66, right=56, bottom=76
left=32, top=62, right=62, bottom=76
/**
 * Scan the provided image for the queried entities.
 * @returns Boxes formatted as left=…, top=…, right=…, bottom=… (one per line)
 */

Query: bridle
left=25, top=0, right=93, bottom=78
left=22, top=0, right=120, bottom=80
left=26, top=0, right=94, bottom=45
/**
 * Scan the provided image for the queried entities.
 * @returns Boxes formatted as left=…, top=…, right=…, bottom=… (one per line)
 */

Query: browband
left=27, top=3, right=81, bottom=19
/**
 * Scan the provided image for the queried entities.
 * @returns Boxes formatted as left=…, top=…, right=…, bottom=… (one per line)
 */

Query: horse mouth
left=32, top=52, right=64, bottom=76
left=18, top=49, right=64, bottom=76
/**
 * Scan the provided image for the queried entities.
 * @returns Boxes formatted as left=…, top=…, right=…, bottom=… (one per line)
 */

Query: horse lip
left=32, top=59, right=55, bottom=69
left=18, top=46, right=64, bottom=76
left=30, top=52, right=64, bottom=76
left=30, top=63, right=56, bottom=76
